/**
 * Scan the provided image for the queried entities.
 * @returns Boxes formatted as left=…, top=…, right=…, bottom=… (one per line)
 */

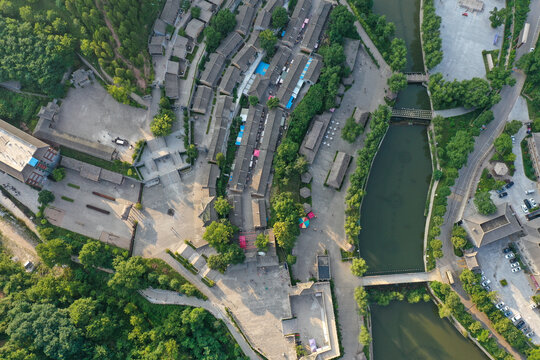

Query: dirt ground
left=0, top=216, right=39, bottom=265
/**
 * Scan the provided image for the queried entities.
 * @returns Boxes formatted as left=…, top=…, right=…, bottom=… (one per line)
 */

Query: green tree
left=494, top=133, right=512, bottom=156
left=271, top=7, right=288, bottom=29
left=191, top=6, right=201, bottom=19
left=203, top=221, right=234, bottom=253
left=214, top=196, right=231, bottom=217
left=79, top=241, right=105, bottom=268
left=451, top=236, right=467, bottom=250
left=489, top=7, right=506, bottom=28
left=273, top=221, right=297, bottom=251
left=267, top=97, right=280, bottom=109
left=388, top=38, right=407, bottom=72
left=7, top=303, right=83, bottom=359
left=354, top=286, right=369, bottom=314
left=248, top=95, right=259, bottom=106
left=186, top=144, right=198, bottom=163
left=474, top=192, right=497, bottom=215
left=446, top=130, right=474, bottom=168
left=351, top=257, right=368, bottom=277
left=388, top=72, right=407, bottom=92
left=327, top=5, right=358, bottom=44
left=504, top=120, right=522, bottom=135
left=38, top=190, right=55, bottom=205
left=108, top=256, right=147, bottom=295
left=150, top=112, right=174, bottom=137
left=319, top=43, right=346, bottom=67
left=52, top=167, right=66, bottom=182
left=359, top=325, right=371, bottom=345
left=216, top=152, right=226, bottom=168
left=211, top=9, right=236, bottom=34
left=341, top=116, right=363, bottom=143
left=207, top=254, right=229, bottom=272
left=259, top=29, right=277, bottom=57
left=36, top=238, right=72, bottom=267
left=204, top=26, right=222, bottom=52
left=430, top=239, right=443, bottom=258
left=255, top=233, right=269, bottom=252
left=68, top=297, right=98, bottom=327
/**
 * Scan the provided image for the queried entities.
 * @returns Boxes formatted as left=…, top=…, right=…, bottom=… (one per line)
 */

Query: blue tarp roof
left=255, top=62, right=270, bottom=76
left=28, top=157, right=38, bottom=167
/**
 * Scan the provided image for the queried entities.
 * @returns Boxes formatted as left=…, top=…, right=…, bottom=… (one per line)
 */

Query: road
left=437, top=71, right=527, bottom=273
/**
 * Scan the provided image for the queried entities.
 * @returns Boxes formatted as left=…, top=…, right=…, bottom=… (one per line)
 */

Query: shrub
left=52, top=167, right=66, bottom=182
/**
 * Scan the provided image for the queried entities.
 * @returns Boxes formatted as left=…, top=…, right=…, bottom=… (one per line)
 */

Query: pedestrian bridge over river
left=391, top=108, right=433, bottom=120
left=359, top=269, right=443, bottom=286
left=405, top=72, right=429, bottom=83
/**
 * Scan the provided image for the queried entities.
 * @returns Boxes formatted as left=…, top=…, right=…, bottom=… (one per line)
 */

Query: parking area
left=56, top=82, right=151, bottom=161
left=44, top=169, right=140, bottom=248
left=433, top=0, right=503, bottom=81
left=476, top=240, right=540, bottom=344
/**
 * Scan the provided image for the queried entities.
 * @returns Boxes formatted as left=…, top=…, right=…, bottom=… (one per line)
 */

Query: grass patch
left=437, top=109, right=483, bottom=148
left=67, top=183, right=80, bottom=189
left=60, top=146, right=138, bottom=178
left=521, top=138, right=537, bottom=180
left=476, top=168, right=506, bottom=194
left=60, top=196, right=74, bottom=202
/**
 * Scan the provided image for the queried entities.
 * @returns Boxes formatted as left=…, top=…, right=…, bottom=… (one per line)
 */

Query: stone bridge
left=391, top=108, right=433, bottom=120
left=405, top=72, right=429, bottom=83
left=359, top=269, right=443, bottom=286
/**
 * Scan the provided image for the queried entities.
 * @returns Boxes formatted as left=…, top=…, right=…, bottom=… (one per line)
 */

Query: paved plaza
left=44, top=169, right=140, bottom=248
left=433, top=0, right=504, bottom=81
left=56, top=82, right=151, bottom=161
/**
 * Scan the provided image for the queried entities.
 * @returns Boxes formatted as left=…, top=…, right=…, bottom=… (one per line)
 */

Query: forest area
left=0, top=233, right=247, bottom=359
left=0, top=0, right=164, bottom=106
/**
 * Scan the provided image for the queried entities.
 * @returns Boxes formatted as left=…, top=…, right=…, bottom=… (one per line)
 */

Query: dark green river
left=359, top=0, right=488, bottom=358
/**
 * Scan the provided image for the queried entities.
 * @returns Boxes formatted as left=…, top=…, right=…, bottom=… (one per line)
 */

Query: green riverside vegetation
left=421, top=0, right=443, bottom=69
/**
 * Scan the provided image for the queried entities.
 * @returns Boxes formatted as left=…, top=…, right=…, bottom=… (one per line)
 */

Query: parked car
left=499, top=192, right=508, bottom=198
left=503, top=247, right=512, bottom=254
left=504, top=311, right=513, bottom=317
left=506, top=181, right=515, bottom=189
left=505, top=253, right=515, bottom=259
left=482, top=281, right=490, bottom=287
left=524, top=198, right=532, bottom=209
left=511, top=262, right=520, bottom=268
left=497, top=188, right=506, bottom=194
left=531, top=303, right=538, bottom=309
left=511, top=135, right=516, bottom=144
left=113, top=137, right=128, bottom=146
left=526, top=189, right=535, bottom=195
left=527, top=331, right=535, bottom=338
left=502, top=305, right=509, bottom=312
left=512, top=267, right=522, bottom=272
left=496, top=302, right=505, bottom=309
left=521, top=204, right=529, bottom=214
left=530, top=198, right=537, bottom=207
left=512, top=314, right=522, bottom=323
left=510, top=258, right=519, bottom=263
left=485, top=285, right=491, bottom=291
left=516, top=320, right=526, bottom=330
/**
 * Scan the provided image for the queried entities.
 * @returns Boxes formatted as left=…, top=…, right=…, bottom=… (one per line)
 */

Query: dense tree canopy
left=0, top=15, right=75, bottom=97
left=474, top=191, right=497, bottom=215
left=327, top=5, right=358, bottom=44
left=204, top=9, right=236, bottom=53
left=271, top=7, right=288, bottom=29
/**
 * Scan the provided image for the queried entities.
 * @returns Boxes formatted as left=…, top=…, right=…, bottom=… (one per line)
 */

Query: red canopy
left=239, top=236, right=247, bottom=249
left=307, top=212, right=315, bottom=219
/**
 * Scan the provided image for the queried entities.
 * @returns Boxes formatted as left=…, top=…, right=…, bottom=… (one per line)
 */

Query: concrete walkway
left=139, top=288, right=261, bottom=359
left=359, top=269, right=443, bottom=286
left=434, top=107, right=477, bottom=118
left=338, top=0, right=392, bottom=78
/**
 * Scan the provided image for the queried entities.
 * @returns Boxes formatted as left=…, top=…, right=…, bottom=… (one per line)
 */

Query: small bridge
left=405, top=72, right=429, bottom=83
left=391, top=108, right=433, bottom=120
left=359, top=269, right=443, bottom=286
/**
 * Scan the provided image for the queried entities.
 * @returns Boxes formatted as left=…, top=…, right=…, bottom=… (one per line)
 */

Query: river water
left=371, top=301, right=488, bottom=360
left=358, top=0, right=488, bottom=358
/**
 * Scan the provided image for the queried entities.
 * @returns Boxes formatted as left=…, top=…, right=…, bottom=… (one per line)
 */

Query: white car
left=511, top=135, right=516, bottom=144
left=522, top=204, right=529, bottom=214
left=512, top=314, right=522, bottom=323
left=531, top=48, right=535, bottom=53
left=512, top=267, right=522, bottom=272
left=527, top=331, right=535, bottom=338
left=526, top=189, right=535, bottom=195
left=511, top=262, right=520, bottom=268
left=502, top=305, right=509, bottom=312
left=496, top=302, right=505, bottom=309
left=530, top=303, right=538, bottom=309
left=505, top=253, right=515, bottom=259
left=530, top=198, right=537, bottom=207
